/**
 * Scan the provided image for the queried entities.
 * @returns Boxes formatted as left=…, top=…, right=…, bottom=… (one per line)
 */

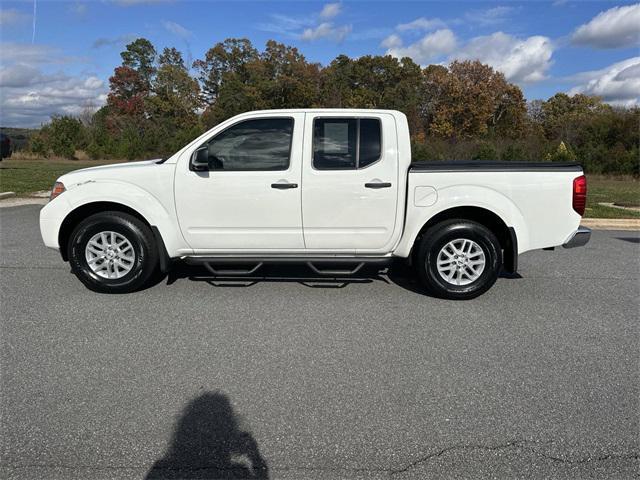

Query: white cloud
left=384, top=29, right=457, bottom=63
left=259, top=4, right=351, bottom=42
left=568, top=57, right=640, bottom=106
left=0, top=71, right=107, bottom=127
left=397, top=17, right=446, bottom=32
left=572, top=4, right=640, bottom=49
left=0, top=43, right=66, bottom=64
left=301, top=22, right=351, bottom=42
left=380, top=34, right=402, bottom=50
left=258, top=14, right=313, bottom=38
left=0, top=64, right=46, bottom=88
left=319, top=3, right=341, bottom=20
left=454, top=32, right=554, bottom=83
left=465, top=6, right=515, bottom=26
left=384, top=28, right=553, bottom=84
left=162, top=20, right=192, bottom=39
left=0, top=8, right=30, bottom=26
left=0, top=43, right=106, bottom=127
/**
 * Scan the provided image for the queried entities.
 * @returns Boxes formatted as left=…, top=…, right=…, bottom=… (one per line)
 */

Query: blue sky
left=1, top=0, right=639, bottom=127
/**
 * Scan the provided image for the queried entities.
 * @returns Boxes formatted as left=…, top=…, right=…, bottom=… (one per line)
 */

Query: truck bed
left=396, top=161, right=585, bottom=257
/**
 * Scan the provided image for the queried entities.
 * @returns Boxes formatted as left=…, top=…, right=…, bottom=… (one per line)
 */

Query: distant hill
left=0, top=127, right=37, bottom=151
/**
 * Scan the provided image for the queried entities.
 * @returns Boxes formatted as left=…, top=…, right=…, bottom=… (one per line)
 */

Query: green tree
left=158, top=47, right=185, bottom=68
left=421, top=60, right=526, bottom=139
left=107, top=66, right=147, bottom=116
left=540, top=93, right=610, bottom=141
left=150, top=48, right=201, bottom=123
left=320, top=54, right=422, bottom=134
left=29, top=125, right=51, bottom=157
left=193, top=38, right=259, bottom=104
left=473, top=142, right=498, bottom=160
left=259, top=40, right=321, bottom=109
left=121, top=38, right=157, bottom=90
left=148, top=48, right=203, bottom=154
left=47, top=116, right=85, bottom=158
left=545, top=141, right=577, bottom=162
left=25, top=38, right=637, bottom=174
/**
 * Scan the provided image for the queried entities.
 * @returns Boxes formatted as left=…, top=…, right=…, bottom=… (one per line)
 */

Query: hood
left=58, top=159, right=163, bottom=187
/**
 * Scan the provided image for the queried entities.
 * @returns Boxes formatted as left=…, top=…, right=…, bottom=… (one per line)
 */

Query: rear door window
left=313, top=118, right=381, bottom=170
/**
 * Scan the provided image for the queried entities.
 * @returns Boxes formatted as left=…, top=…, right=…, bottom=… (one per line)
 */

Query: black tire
left=67, top=211, right=159, bottom=293
left=416, top=219, right=502, bottom=300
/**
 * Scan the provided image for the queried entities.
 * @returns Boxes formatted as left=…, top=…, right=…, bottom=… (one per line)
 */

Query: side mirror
left=190, top=146, right=209, bottom=171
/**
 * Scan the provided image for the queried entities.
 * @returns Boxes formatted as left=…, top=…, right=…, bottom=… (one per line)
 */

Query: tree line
left=30, top=37, right=639, bottom=175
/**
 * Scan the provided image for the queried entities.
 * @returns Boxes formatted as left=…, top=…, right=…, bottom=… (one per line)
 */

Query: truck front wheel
left=67, top=211, right=159, bottom=293
left=416, top=219, right=502, bottom=300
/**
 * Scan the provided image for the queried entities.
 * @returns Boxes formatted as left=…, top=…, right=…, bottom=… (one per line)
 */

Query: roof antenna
left=32, top=0, right=37, bottom=43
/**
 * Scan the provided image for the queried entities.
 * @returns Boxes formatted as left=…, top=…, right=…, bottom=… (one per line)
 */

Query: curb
left=581, top=218, right=640, bottom=231
left=0, top=197, right=48, bottom=208
left=0, top=191, right=16, bottom=200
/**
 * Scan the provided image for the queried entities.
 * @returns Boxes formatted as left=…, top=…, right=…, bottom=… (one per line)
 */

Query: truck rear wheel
left=67, top=211, right=158, bottom=293
left=416, top=219, right=502, bottom=300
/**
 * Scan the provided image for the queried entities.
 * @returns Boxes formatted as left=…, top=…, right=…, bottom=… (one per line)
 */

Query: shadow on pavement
left=146, top=392, right=269, bottom=480
left=615, top=237, right=640, bottom=244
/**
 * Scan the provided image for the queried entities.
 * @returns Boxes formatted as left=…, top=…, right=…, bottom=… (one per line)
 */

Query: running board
left=183, top=256, right=392, bottom=276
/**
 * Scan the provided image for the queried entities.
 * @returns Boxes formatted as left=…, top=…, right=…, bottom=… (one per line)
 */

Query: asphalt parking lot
left=1, top=204, right=638, bottom=479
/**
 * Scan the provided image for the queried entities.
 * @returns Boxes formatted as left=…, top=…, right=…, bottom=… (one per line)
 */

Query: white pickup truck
left=40, top=109, right=590, bottom=299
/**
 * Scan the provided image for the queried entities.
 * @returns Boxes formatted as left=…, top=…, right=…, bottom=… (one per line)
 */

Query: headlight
left=50, top=181, right=66, bottom=201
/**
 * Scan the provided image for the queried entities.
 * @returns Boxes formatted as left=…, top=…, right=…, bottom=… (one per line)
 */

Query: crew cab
left=39, top=109, right=590, bottom=299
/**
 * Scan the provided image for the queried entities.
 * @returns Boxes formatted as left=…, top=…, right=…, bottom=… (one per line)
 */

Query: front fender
left=39, top=181, right=189, bottom=257
left=394, top=184, right=530, bottom=258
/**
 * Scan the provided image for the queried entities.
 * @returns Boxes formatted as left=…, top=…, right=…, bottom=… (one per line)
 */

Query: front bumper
left=563, top=226, right=591, bottom=248
left=39, top=195, right=72, bottom=250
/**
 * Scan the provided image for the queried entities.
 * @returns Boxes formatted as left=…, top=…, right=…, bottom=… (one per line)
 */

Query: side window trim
left=355, top=119, right=361, bottom=169
left=196, top=116, right=295, bottom=172
left=311, top=116, right=382, bottom=171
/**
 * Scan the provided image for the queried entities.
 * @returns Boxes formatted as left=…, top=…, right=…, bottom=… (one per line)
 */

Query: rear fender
left=394, top=184, right=530, bottom=258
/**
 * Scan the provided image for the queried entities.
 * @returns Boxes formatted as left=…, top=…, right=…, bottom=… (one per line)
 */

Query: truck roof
left=239, top=108, right=405, bottom=116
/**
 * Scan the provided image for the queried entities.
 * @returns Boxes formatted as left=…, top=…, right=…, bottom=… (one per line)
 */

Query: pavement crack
left=532, top=450, right=640, bottom=465
left=389, top=440, right=639, bottom=475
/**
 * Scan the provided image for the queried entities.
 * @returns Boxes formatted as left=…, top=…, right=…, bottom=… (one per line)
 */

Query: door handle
left=271, top=182, right=298, bottom=189
left=365, top=182, right=392, bottom=189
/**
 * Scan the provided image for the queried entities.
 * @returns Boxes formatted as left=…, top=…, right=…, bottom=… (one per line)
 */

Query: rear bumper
left=563, top=226, right=591, bottom=248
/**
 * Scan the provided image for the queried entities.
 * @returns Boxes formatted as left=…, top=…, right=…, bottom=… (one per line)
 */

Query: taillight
left=50, top=181, right=65, bottom=201
left=572, top=175, right=587, bottom=216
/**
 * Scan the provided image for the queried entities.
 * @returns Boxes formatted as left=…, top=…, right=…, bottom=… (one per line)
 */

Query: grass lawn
left=0, top=158, right=118, bottom=195
left=585, top=175, right=640, bottom=219
left=1, top=158, right=638, bottom=218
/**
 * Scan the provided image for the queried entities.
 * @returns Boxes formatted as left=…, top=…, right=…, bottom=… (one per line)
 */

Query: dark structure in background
left=0, top=133, right=12, bottom=160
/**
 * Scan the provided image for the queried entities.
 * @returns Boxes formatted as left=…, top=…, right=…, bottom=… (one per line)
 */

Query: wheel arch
left=58, top=201, right=169, bottom=271
left=411, top=206, right=518, bottom=273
